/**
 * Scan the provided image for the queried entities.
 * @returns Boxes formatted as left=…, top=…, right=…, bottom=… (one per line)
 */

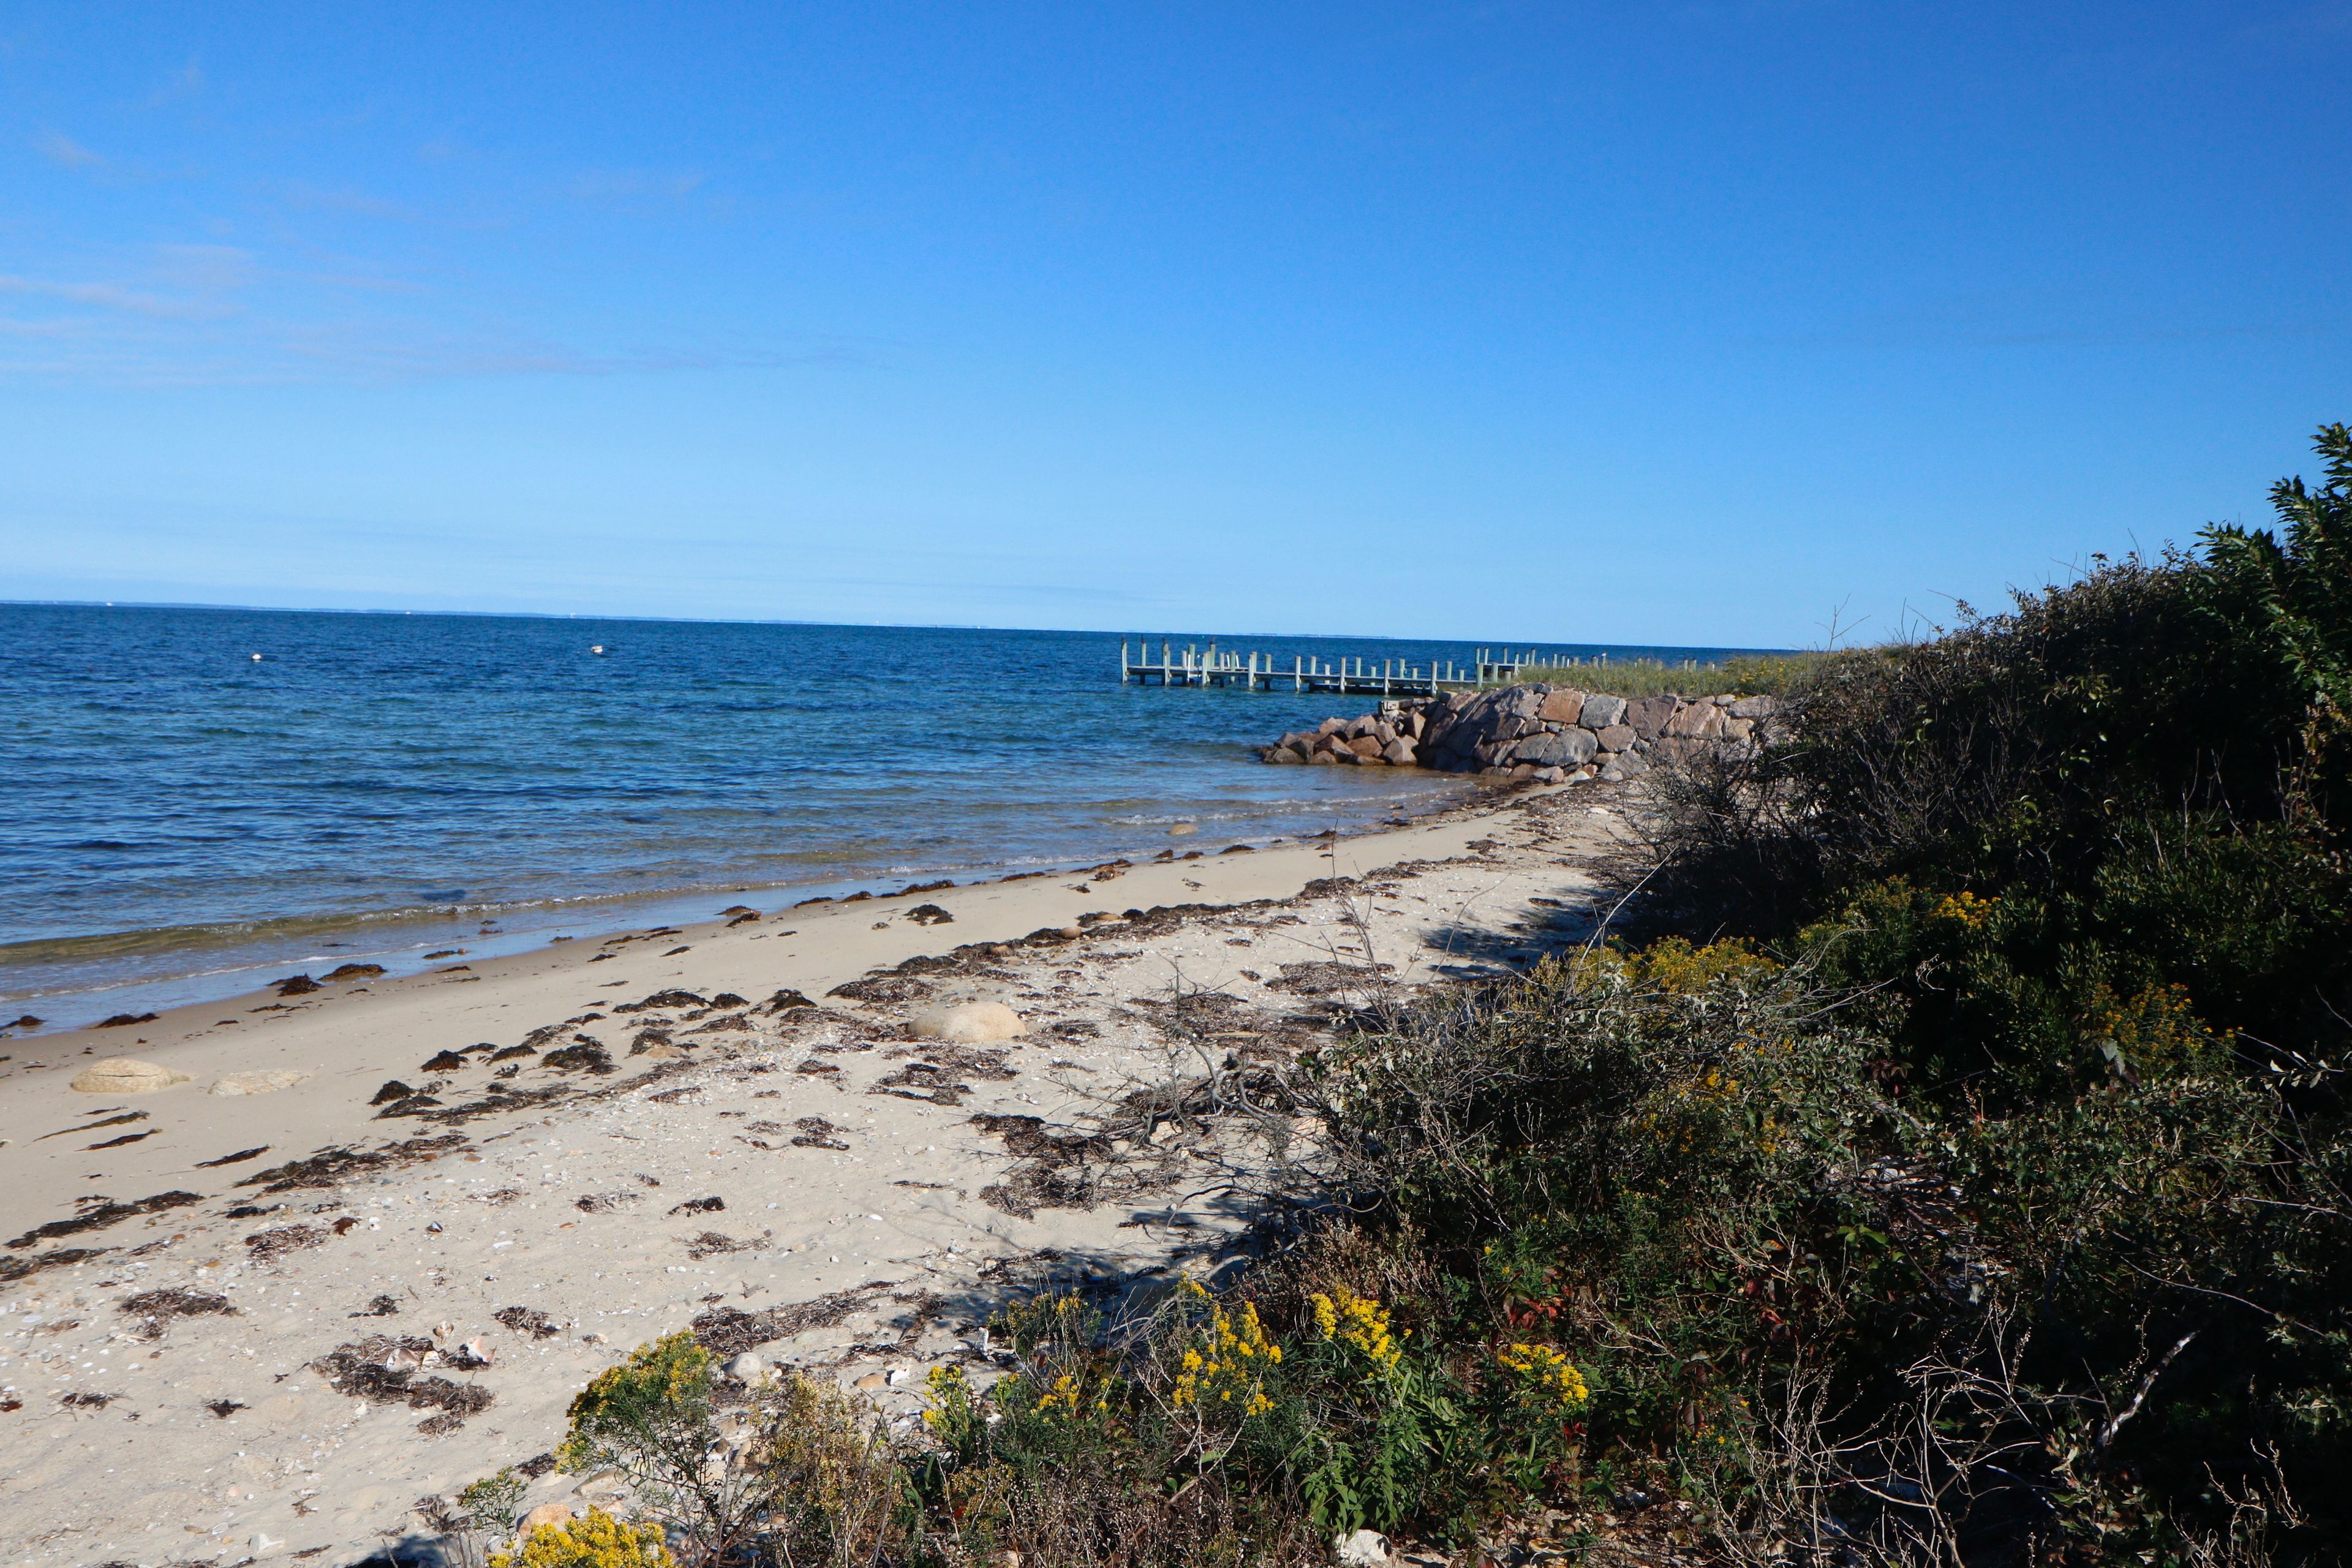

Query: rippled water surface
left=0, top=604, right=1757, bottom=1022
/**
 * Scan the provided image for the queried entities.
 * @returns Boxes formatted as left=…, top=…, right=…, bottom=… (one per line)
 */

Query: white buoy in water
left=249, top=652, right=263, bottom=662
left=590, top=644, right=606, bottom=654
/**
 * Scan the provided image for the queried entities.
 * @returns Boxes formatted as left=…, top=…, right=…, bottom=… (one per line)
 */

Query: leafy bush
left=1586, top=425, right=2352, bottom=1561
left=557, top=1332, right=910, bottom=1567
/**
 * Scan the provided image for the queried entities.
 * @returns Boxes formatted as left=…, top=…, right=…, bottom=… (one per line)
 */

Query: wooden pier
left=1120, top=641, right=1575, bottom=696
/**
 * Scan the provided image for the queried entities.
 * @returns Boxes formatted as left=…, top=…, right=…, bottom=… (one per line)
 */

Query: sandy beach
left=0, top=785, right=1637, bottom=1566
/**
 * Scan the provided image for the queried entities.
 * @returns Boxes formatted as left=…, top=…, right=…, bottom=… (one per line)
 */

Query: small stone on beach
left=910, top=1001, right=1026, bottom=1043
left=209, top=1070, right=307, bottom=1096
left=70, top=1057, right=190, bottom=1094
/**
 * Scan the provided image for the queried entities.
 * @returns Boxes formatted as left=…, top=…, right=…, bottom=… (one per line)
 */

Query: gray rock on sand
left=911, top=1001, right=1026, bottom=1044
left=725, top=1351, right=765, bottom=1382
left=70, top=1057, right=191, bottom=1094
left=209, top=1070, right=308, bottom=1096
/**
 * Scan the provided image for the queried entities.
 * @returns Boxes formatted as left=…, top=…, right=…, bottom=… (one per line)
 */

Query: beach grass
left=1514, top=647, right=1850, bottom=698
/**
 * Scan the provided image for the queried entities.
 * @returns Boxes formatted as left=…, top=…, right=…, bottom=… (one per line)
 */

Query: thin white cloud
left=0, top=246, right=255, bottom=325
left=0, top=274, right=206, bottom=319
left=36, top=129, right=105, bottom=168
left=0, top=304, right=886, bottom=386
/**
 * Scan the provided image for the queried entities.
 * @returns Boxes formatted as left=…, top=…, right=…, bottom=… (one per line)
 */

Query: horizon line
left=0, top=596, right=1807, bottom=657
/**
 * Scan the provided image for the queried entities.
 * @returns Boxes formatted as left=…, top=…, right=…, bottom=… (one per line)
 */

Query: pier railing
left=1119, top=641, right=1587, bottom=696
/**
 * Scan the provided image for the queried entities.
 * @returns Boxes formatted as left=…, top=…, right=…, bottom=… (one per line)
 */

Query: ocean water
left=0, top=604, right=1762, bottom=1026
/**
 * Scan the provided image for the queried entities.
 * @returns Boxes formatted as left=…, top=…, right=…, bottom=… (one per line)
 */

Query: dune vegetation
left=476, top=425, right=2352, bottom=1568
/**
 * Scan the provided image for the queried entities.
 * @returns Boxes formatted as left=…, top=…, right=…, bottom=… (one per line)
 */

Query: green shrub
left=559, top=1331, right=911, bottom=1567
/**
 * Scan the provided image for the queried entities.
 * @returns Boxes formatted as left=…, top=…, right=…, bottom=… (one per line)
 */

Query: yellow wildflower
left=1034, top=1373, right=1085, bottom=1416
left=1170, top=1295, right=1281, bottom=1416
left=1494, top=1343, right=1590, bottom=1411
left=1308, top=1289, right=1403, bottom=1370
left=491, top=1508, right=671, bottom=1568
left=1929, top=890, right=1998, bottom=929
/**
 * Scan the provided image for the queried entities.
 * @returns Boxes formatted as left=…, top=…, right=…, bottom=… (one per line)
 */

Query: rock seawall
left=1260, top=682, right=1781, bottom=784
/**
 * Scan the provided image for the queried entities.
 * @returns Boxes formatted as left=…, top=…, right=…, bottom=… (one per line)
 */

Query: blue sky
left=1, top=2, right=2345, bottom=647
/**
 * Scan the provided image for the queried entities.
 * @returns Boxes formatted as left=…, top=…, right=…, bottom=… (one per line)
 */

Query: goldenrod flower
left=1495, top=1343, right=1590, bottom=1410
left=1308, top=1289, right=1403, bottom=1370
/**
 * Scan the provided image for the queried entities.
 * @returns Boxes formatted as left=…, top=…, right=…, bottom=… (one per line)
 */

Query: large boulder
left=1728, top=694, right=1780, bottom=718
left=1512, top=728, right=1597, bottom=768
left=71, top=1057, right=190, bottom=1094
left=1594, top=723, right=1638, bottom=752
left=1381, top=737, right=1417, bottom=767
left=1627, top=696, right=1678, bottom=739
left=1578, top=693, right=1629, bottom=730
left=1419, top=692, right=1475, bottom=752
left=1439, top=686, right=1541, bottom=757
left=1347, top=736, right=1384, bottom=760
left=1537, top=688, right=1587, bottom=723
left=1665, top=702, right=1725, bottom=739
left=1498, top=684, right=1547, bottom=718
